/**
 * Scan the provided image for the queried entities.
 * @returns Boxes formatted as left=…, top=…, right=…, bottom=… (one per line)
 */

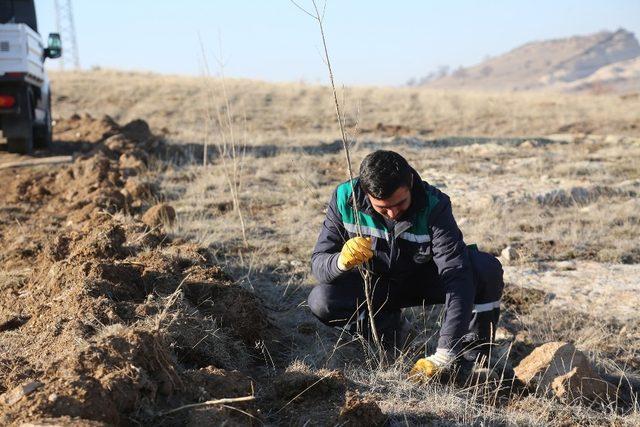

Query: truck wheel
left=7, top=135, right=34, bottom=154
left=6, top=88, right=35, bottom=154
left=34, top=92, right=52, bottom=150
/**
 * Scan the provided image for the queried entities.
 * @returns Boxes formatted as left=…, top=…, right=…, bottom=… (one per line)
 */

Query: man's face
left=367, top=185, right=412, bottom=221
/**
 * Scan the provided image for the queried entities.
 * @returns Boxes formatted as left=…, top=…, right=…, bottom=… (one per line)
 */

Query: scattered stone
left=514, top=331, right=532, bottom=345
left=495, top=326, right=515, bottom=341
left=551, top=366, right=615, bottom=403
left=338, top=391, right=386, bottom=427
left=520, top=139, right=539, bottom=148
left=513, top=341, right=615, bottom=402
left=604, top=134, right=622, bottom=144
left=142, top=203, right=176, bottom=228
left=514, top=342, right=586, bottom=388
left=556, top=260, right=577, bottom=271
left=0, top=381, right=43, bottom=406
left=501, top=246, right=519, bottom=263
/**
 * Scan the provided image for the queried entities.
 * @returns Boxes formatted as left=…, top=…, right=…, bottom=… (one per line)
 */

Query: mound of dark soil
left=501, top=283, right=548, bottom=315
left=0, top=116, right=270, bottom=425
left=268, top=361, right=352, bottom=425
left=338, top=391, right=386, bottom=426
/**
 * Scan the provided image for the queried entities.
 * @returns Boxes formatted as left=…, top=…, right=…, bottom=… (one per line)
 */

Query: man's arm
left=429, top=193, right=475, bottom=352
left=310, top=190, right=350, bottom=284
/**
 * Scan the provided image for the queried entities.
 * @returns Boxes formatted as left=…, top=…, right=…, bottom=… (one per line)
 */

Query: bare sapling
left=198, top=36, right=249, bottom=248
left=292, top=0, right=383, bottom=360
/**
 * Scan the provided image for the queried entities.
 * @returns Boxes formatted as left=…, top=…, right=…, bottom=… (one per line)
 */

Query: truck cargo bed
left=0, top=23, right=44, bottom=84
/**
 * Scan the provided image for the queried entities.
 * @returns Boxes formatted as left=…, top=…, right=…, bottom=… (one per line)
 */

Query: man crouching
left=308, top=150, right=504, bottom=379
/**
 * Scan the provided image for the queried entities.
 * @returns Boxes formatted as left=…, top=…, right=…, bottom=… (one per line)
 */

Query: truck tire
left=34, top=92, right=52, bottom=150
left=7, top=134, right=33, bottom=154
left=6, top=88, right=35, bottom=154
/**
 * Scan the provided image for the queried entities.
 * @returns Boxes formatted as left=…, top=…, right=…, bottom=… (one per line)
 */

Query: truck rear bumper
left=0, top=73, right=43, bottom=86
left=0, top=86, right=22, bottom=114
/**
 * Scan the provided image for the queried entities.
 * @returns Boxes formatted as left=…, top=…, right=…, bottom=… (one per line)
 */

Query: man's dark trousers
left=308, top=249, right=504, bottom=354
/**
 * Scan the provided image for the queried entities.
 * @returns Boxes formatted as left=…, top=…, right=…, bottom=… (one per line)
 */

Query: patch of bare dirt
left=53, top=113, right=121, bottom=143
left=501, top=283, right=548, bottom=315
left=0, top=116, right=270, bottom=425
left=263, top=361, right=389, bottom=425
left=338, top=391, right=386, bottom=426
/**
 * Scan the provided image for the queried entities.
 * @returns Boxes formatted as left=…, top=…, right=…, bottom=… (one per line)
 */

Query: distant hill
left=423, top=29, right=640, bottom=93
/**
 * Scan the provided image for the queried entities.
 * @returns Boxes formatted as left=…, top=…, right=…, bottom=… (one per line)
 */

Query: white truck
left=0, top=0, right=61, bottom=154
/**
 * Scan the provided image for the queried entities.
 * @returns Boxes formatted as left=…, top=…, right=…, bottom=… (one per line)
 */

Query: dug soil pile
left=0, top=116, right=271, bottom=425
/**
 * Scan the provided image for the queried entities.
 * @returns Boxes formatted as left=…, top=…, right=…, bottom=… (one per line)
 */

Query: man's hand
left=408, top=349, right=454, bottom=383
left=338, top=236, right=373, bottom=270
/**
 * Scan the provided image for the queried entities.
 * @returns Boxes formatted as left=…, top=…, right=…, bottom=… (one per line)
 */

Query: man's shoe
left=459, top=336, right=492, bottom=368
left=377, top=311, right=415, bottom=352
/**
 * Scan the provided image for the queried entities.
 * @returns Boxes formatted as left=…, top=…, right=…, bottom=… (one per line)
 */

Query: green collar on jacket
left=335, top=170, right=439, bottom=243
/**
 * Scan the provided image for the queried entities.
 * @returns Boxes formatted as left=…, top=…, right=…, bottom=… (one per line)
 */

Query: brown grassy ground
left=50, top=69, right=640, bottom=144
left=91, top=69, right=638, bottom=424
left=158, top=133, right=640, bottom=425
left=1, top=70, right=637, bottom=424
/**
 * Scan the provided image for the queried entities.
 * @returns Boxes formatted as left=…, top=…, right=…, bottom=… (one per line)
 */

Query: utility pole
left=54, top=0, right=80, bottom=70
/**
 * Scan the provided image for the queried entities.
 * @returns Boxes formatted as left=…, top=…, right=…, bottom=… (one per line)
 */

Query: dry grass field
left=50, top=69, right=640, bottom=143
left=0, top=69, right=638, bottom=425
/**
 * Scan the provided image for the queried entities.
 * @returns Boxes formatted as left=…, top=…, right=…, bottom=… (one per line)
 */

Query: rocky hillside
left=425, top=28, right=640, bottom=93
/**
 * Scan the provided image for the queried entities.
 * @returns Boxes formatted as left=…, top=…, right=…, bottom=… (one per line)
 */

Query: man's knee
left=308, top=282, right=362, bottom=327
left=485, top=253, right=504, bottom=298
left=471, top=250, right=504, bottom=301
left=308, top=284, right=336, bottom=325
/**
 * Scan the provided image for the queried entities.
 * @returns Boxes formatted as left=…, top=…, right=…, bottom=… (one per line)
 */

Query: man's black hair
left=359, top=150, right=413, bottom=199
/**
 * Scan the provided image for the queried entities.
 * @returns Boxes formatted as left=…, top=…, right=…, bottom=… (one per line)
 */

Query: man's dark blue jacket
left=310, top=169, right=475, bottom=351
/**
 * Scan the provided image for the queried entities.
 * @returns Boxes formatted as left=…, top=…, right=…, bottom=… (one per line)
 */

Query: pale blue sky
left=34, top=0, right=640, bottom=85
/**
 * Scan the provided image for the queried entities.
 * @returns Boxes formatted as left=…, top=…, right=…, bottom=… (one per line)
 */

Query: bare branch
left=160, top=395, right=255, bottom=416
left=198, top=34, right=249, bottom=248
left=296, top=0, right=383, bottom=357
left=290, top=0, right=318, bottom=20
left=0, top=155, right=73, bottom=170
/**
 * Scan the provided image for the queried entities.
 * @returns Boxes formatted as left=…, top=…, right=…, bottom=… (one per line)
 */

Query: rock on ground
left=501, top=246, right=519, bottom=263
left=513, top=341, right=615, bottom=402
left=551, top=366, right=616, bottom=403
left=142, top=203, right=176, bottom=228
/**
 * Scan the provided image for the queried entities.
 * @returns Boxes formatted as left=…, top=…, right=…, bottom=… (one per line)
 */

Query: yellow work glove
left=337, top=236, right=373, bottom=271
left=408, top=349, right=455, bottom=383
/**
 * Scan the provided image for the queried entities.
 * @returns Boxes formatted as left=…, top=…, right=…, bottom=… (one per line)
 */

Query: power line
left=54, top=0, right=80, bottom=70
